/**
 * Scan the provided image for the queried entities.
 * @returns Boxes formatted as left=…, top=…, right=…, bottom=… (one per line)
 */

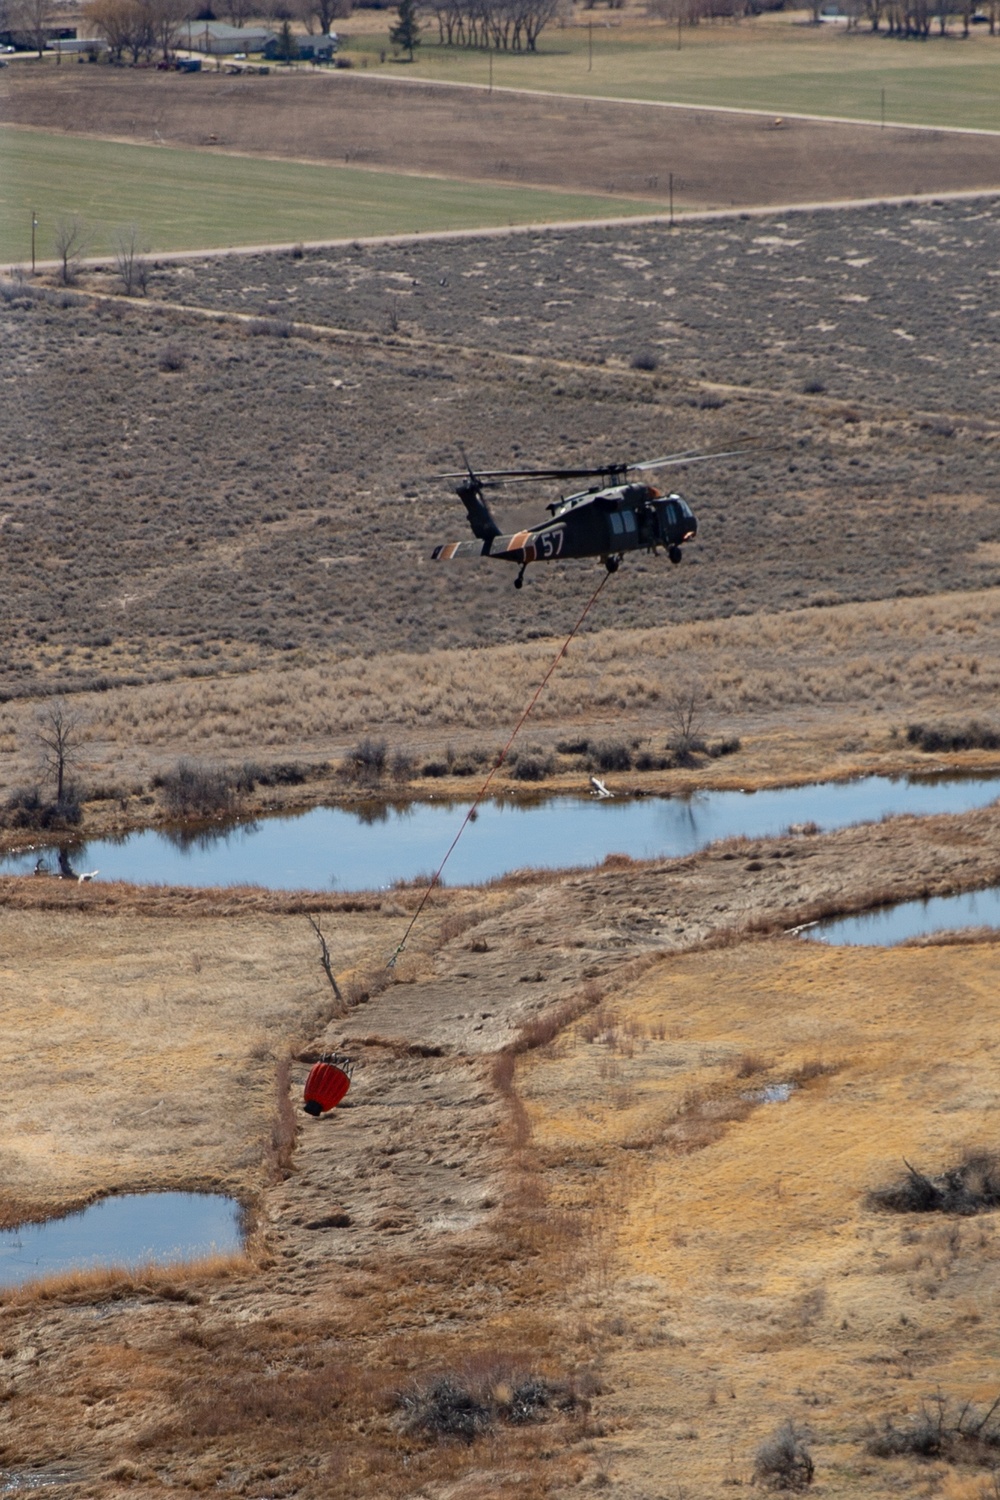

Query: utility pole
left=588, top=18, right=592, bottom=70
left=880, top=85, right=885, bottom=129
left=488, top=44, right=492, bottom=91
left=31, top=210, right=37, bottom=273
left=669, top=171, right=674, bottom=227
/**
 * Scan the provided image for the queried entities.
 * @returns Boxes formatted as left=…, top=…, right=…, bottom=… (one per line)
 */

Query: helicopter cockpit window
left=621, top=510, right=637, bottom=533
left=609, top=512, right=624, bottom=535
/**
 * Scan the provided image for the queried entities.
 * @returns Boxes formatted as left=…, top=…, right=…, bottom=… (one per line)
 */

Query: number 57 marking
left=539, top=528, right=564, bottom=559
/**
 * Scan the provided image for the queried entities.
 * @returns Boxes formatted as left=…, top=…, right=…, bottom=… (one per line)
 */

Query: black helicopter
left=430, top=452, right=740, bottom=588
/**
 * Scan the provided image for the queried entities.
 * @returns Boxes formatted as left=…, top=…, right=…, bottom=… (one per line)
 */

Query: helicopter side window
left=621, top=510, right=637, bottom=534
left=609, top=512, right=624, bottom=535
left=664, top=501, right=681, bottom=527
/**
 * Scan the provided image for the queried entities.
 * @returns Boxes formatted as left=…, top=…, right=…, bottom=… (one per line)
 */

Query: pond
left=809, top=884, right=1000, bottom=947
left=0, top=1192, right=243, bottom=1290
left=1, top=773, right=999, bottom=893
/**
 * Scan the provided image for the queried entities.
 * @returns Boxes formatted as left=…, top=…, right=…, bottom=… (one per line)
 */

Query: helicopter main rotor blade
left=436, top=448, right=756, bottom=487
left=437, top=465, right=627, bottom=486
left=632, top=448, right=753, bottom=472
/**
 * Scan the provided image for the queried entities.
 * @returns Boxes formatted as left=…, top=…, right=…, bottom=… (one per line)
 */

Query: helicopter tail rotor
left=453, top=449, right=501, bottom=543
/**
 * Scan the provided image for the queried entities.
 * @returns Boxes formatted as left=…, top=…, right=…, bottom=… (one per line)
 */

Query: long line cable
left=386, top=568, right=613, bottom=967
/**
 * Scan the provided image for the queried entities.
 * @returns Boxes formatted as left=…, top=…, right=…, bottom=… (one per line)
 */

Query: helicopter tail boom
left=432, top=538, right=493, bottom=561
left=431, top=532, right=532, bottom=563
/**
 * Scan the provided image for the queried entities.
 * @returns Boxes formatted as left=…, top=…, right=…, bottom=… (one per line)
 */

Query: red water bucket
left=303, top=1058, right=352, bottom=1116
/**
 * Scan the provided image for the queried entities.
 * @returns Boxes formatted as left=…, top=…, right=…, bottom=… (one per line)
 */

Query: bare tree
left=665, top=679, right=708, bottom=763
left=83, top=0, right=136, bottom=58
left=125, top=0, right=154, bottom=59
left=9, top=0, right=54, bottom=54
left=307, top=916, right=344, bottom=1002
left=417, top=0, right=558, bottom=49
left=10, top=0, right=53, bottom=56
left=298, top=0, right=350, bottom=34
left=84, top=0, right=161, bottom=58
left=224, top=0, right=256, bottom=24
left=148, top=0, right=185, bottom=55
left=36, top=700, right=87, bottom=804
left=114, top=222, right=149, bottom=295
left=52, top=214, right=89, bottom=283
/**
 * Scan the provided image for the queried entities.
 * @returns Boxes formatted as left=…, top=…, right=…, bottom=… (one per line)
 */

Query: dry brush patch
left=3, top=588, right=1000, bottom=815
left=3, top=200, right=1000, bottom=740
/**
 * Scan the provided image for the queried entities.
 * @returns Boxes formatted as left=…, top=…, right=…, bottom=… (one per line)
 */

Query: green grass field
left=0, top=127, right=665, bottom=263
left=345, top=16, right=1000, bottom=131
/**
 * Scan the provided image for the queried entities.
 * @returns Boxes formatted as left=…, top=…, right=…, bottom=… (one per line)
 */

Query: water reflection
left=810, top=885, right=1000, bottom=947
left=0, top=1192, right=243, bottom=1289
left=29, top=846, right=86, bottom=880
left=160, top=820, right=262, bottom=854
left=1, top=773, right=998, bottom=893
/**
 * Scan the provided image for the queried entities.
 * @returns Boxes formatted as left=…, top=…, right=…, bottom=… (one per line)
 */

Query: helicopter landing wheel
left=668, top=545, right=682, bottom=566
left=514, top=566, right=526, bottom=589
left=604, top=555, right=621, bottom=575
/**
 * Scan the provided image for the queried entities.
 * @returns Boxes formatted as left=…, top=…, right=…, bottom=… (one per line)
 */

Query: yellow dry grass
left=1, top=1252, right=248, bottom=1306
left=0, top=906, right=382, bottom=1222
left=3, top=585, right=1000, bottom=802
left=520, top=938, right=1000, bottom=1495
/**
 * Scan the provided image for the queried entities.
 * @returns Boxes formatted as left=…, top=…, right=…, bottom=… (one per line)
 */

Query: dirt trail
left=283, top=801, right=1000, bottom=1266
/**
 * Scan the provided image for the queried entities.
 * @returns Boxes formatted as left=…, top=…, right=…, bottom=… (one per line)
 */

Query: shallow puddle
left=809, top=885, right=1000, bottom=947
left=2, top=773, right=998, bottom=892
left=752, top=1082, right=796, bottom=1104
left=0, top=1192, right=243, bottom=1290
left=0, top=1469, right=85, bottom=1493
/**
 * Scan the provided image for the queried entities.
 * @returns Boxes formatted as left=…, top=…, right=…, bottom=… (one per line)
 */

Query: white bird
left=590, top=777, right=613, bottom=799
left=77, top=869, right=99, bottom=883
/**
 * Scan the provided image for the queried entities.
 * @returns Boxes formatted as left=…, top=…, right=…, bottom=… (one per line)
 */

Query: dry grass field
left=4, top=70, right=1000, bottom=224
left=3, top=205, right=1000, bottom=674
left=521, top=934, right=1000, bottom=1497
